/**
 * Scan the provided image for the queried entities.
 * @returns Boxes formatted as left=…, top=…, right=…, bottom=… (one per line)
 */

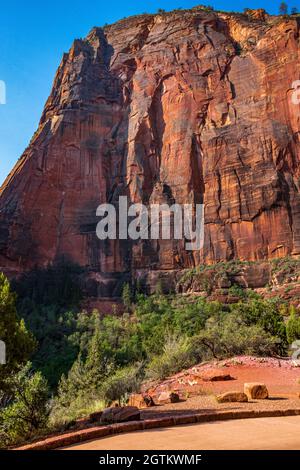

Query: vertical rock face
left=1, top=9, right=300, bottom=288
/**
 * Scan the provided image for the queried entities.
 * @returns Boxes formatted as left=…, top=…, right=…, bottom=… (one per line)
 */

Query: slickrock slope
left=1, top=8, right=300, bottom=293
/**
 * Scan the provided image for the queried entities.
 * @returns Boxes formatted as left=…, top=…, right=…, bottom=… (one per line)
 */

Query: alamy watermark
left=96, top=197, right=204, bottom=251
left=0, top=80, right=6, bottom=105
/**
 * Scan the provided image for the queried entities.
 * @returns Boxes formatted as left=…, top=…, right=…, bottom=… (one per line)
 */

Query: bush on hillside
left=101, top=364, right=143, bottom=406
left=231, top=298, right=287, bottom=354
left=286, top=307, right=300, bottom=344
left=192, top=314, right=279, bottom=360
left=0, top=363, right=49, bottom=447
left=146, top=333, right=197, bottom=381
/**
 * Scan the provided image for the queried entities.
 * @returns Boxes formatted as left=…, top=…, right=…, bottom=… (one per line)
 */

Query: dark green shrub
left=146, top=333, right=196, bottom=380
left=286, top=307, right=300, bottom=344
left=122, top=283, right=132, bottom=311
left=228, top=284, right=247, bottom=299
left=101, top=364, right=143, bottom=405
left=0, top=363, right=49, bottom=447
left=230, top=298, right=287, bottom=354
left=192, top=314, right=279, bottom=359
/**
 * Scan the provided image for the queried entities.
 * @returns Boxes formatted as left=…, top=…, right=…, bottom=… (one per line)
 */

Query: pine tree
left=279, top=2, right=288, bottom=15
left=56, top=324, right=115, bottom=407
left=122, top=283, right=132, bottom=311
left=85, top=324, right=114, bottom=388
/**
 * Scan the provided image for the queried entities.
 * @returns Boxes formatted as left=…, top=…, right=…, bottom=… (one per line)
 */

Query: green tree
left=231, top=298, right=287, bottom=354
left=85, top=322, right=115, bottom=388
left=56, top=355, right=94, bottom=408
left=291, top=6, right=298, bottom=14
left=0, top=273, right=36, bottom=391
left=279, top=2, right=288, bottom=14
left=286, top=307, right=300, bottom=343
left=0, top=363, right=49, bottom=447
left=56, top=321, right=116, bottom=409
left=101, top=364, right=143, bottom=406
left=146, top=333, right=195, bottom=380
left=122, top=283, right=132, bottom=311
left=192, top=314, right=278, bottom=359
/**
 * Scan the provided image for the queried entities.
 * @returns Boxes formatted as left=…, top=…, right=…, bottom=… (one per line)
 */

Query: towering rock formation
left=1, top=8, right=300, bottom=293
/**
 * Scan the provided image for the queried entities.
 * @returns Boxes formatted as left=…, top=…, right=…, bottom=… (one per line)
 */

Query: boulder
left=216, top=392, right=248, bottom=403
left=100, top=406, right=140, bottom=424
left=244, top=383, right=269, bottom=399
left=157, top=391, right=180, bottom=404
left=200, top=370, right=235, bottom=382
left=169, top=392, right=180, bottom=403
left=89, top=411, right=103, bottom=423
left=73, top=417, right=91, bottom=429
left=245, top=8, right=267, bottom=21
left=128, top=393, right=155, bottom=408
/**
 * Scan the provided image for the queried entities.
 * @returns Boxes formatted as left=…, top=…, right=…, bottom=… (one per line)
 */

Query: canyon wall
left=1, top=8, right=300, bottom=293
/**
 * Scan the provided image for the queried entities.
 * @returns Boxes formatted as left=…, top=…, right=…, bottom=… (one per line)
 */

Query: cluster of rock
left=100, top=406, right=141, bottom=424
left=87, top=390, right=182, bottom=426
left=129, top=391, right=180, bottom=408
left=87, top=382, right=270, bottom=426
left=216, top=382, right=269, bottom=403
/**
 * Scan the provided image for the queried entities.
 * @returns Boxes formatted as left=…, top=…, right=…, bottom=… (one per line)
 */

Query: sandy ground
left=137, top=356, right=300, bottom=420
left=64, top=415, right=300, bottom=450
left=139, top=395, right=300, bottom=421
left=144, top=356, right=300, bottom=400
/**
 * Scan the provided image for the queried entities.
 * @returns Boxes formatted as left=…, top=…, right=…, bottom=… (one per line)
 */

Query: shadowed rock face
left=1, top=9, right=300, bottom=287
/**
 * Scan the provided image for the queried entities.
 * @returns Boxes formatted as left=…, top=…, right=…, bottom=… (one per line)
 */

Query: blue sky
left=0, top=1, right=289, bottom=184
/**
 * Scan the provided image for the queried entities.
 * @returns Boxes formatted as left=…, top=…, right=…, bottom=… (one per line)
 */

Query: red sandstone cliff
left=1, top=8, right=300, bottom=292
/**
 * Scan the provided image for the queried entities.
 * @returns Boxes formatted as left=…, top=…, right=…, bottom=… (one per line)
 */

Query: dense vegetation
left=1, top=259, right=300, bottom=447
left=12, top=261, right=84, bottom=388
left=0, top=273, right=36, bottom=392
